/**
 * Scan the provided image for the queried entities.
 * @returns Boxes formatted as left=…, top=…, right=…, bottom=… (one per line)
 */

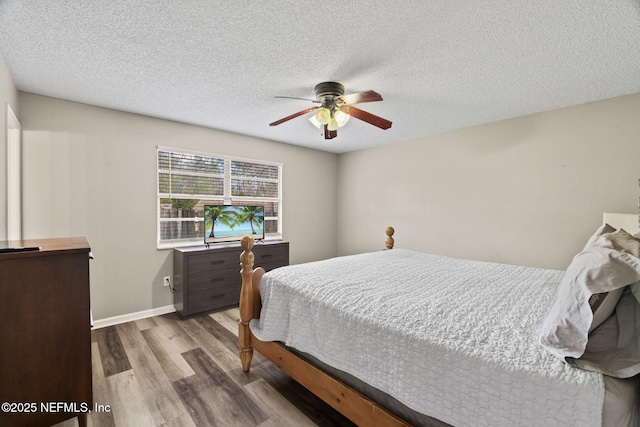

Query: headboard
left=602, top=212, right=640, bottom=237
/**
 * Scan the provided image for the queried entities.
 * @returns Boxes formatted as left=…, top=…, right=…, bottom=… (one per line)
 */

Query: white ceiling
left=1, top=1, right=639, bottom=153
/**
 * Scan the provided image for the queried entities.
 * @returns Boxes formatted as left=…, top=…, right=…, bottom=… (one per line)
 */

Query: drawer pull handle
left=261, top=254, right=273, bottom=258
left=211, top=294, right=225, bottom=300
left=210, top=260, right=225, bottom=265
left=210, top=277, right=225, bottom=282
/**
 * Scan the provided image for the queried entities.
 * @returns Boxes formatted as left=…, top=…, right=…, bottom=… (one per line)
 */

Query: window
left=157, top=147, right=282, bottom=248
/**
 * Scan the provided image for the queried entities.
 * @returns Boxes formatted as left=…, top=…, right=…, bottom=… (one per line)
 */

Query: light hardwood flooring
left=53, top=308, right=354, bottom=427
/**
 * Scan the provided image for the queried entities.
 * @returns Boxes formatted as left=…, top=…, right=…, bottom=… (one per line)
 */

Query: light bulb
left=328, top=117, right=339, bottom=131
left=334, top=109, right=350, bottom=127
left=315, top=108, right=330, bottom=125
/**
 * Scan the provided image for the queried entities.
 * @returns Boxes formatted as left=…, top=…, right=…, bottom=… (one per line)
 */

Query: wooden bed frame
left=237, top=227, right=411, bottom=427
left=236, top=216, right=640, bottom=426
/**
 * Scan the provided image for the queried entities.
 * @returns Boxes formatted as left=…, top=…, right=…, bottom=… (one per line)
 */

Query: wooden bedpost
left=385, top=226, right=395, bottom=250
left=238, top=235, right=255, bottom=372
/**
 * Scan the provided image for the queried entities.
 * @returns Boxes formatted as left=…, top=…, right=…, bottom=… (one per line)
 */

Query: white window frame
left=157, top=146, right=282, bottom=249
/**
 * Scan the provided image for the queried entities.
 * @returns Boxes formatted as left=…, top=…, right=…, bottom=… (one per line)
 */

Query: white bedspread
left=250, top=249, right=605, bottom=427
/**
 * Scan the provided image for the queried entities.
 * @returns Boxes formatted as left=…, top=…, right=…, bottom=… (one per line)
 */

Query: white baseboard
left=92, top=305, right=176, bottom=329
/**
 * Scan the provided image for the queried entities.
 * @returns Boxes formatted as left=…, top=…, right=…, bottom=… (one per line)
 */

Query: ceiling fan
left=269, top=82, right=392, bottom=139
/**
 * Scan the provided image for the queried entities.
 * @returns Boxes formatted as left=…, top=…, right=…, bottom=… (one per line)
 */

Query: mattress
left=250, top=249, right=638, bottom=426
left=297, top=348, right=639, bottom=427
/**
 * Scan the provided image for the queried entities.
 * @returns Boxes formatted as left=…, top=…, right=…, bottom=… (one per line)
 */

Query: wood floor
left=53, top=308, right=355, bottom=427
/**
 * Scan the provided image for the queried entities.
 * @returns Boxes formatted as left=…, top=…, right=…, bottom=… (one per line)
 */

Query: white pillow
left=585, top=227, right=640, bottom=333
left=539, top=228, right=640, bottom=361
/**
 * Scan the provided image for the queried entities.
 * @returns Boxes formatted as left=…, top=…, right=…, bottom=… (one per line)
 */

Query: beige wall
left=337, top=93, right=640, bottom=270
left=19, top=93, right=338, bottom=319
left=0, top=51, right=20, bottom=241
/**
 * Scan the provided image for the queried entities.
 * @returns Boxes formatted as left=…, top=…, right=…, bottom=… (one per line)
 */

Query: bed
left=237, top=218, right=640, bottom=426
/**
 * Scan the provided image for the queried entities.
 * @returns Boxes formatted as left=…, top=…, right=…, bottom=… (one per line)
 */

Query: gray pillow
left=588, top=288, right=624, bottom=333
left=582, top=223, right=615, bottom=250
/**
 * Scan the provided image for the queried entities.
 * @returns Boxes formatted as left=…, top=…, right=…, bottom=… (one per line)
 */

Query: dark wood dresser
left=0, top=237, right=92, bottom=427
left=173, top=240, right=289, bottom=318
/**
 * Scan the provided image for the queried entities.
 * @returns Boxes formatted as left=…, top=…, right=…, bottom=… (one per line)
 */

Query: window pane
left=159, top=172, right=170, bottom=193
left=231, top=179, right=278, bottom=197
left=160, top=199, right=224, bottom=219
left=169, top=174, right=224, bottom=196
left=159, top=219, right=205, bottom=241
left=231, top=161, right=278, bottom=179
left=159, top=151, right=224, bottom=175
left=159, top=200, right=203, bottom=241
left=159, top=199, right=224, bottom=242
left=263, top=201, right=278, bottom=217
left=264, top=219, right=278, bottom=234
left=158, top=151, right=170, bottom=169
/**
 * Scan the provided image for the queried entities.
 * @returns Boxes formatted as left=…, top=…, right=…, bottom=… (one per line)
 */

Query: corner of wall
left=0, top=50, right=20, bottom=241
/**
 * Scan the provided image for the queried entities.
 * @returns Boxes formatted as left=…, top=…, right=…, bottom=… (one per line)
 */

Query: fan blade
left=341, top=105, right=392, bottom=130
left=269, top=107, right=319, bottom=126
left=274, top=96, right=321, bottom=103
left=338, top=90, right=383, bottom=105
left=324, top=125, right=337, bottom=139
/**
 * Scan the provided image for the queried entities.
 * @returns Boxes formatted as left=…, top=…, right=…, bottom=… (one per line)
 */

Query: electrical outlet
left=163, top=276, right=171, bottom=287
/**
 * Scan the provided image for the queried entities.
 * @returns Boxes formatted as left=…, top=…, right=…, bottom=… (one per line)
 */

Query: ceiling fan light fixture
left=334, top=109, right=350, bottom=127
left=315, top=107, right=331, bottom=125
left=309, top=115, right=321, bottom=129
left=271, top=81, right=392, bottom=139
left=327, top=116, right=339, bottom=131
left=311, top=108, right=350, bottom=130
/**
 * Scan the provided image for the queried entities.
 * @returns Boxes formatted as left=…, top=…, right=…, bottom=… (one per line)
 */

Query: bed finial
left=385, top=226, right=395, bottom=250
left=240, top=235, right=255, bottom=280
left=239, top=235, right=255, bottom=372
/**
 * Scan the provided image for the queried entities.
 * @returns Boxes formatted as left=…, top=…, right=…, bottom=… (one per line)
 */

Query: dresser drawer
left=188, top=270, right=241, bottom=291
left=188, top=250, right=238, bottom=273
left=253, top=244, right=288, bottom=265
left=261, top=261, right=287, bottom=273
left=188, top=282, right=240, bottom=311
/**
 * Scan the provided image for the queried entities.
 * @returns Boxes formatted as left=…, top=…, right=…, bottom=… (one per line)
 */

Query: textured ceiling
left=1, top=1, right=639, bottom=153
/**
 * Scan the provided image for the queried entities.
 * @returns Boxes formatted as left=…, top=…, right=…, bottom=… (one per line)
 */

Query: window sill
left=157, top=235, right=282, bottom=251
